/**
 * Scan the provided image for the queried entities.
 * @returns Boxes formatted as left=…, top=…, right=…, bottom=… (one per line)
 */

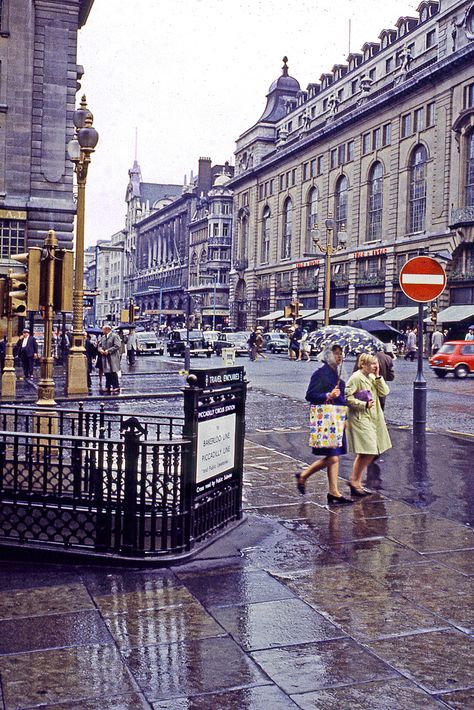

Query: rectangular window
left=330, top=148, right=337, bottom=169
left=382, top=123, right=391, bottom=146
left=303, top=162, right=309, bottom=181
left=291, top=168, right=297, bottom=185
left=414, top=107, right=424, bottom=132
left=351, top=79, right=358, bottom=95
left=385, top=57, right=393, bottom=74
left=269, top=179, right=274, bottom=195
left=222, top=223, right=229, bottom=237
left=369, top=67, right=376, bottom=80
left=213, top=224, right=219, bottom=237
left=401, top=113, right=412, bottom=138
left=287, top=121, right=292, bottom=132
left=279, top=175, right=284, bottom=191
left=323, top=98, right=328, bottom=111
left=338, top=144, right=345, bottom=165
left=258, top=185, right=264, bottom=200
left=362, top=132, right=371, bottom=155
left=465, top=83, right=474, bottom=109
left=372, top=127, right=381, bottom=150
left=337, top=88, right=344, bottom=101
left=426, top=102, right=435, bottom=127
left=347, top=140, right=354, bottom=162
left=310, top=159, right=317, bottom=177
left=317, top=156, right=324, bottom=175
left=285, top=171, right=290, bottom=188
left=426, top=29, right=436, bottom=48
left=242, top=192, right=249, bottom=206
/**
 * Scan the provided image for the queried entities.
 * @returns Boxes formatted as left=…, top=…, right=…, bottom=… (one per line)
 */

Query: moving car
left=213, top=332, right=249, bottom=357
left=135, top=331, right=164, bottom=356
left=263, top=332, right=288, bottom=353
left=429, top=341, right=474, bottom=378
left=167, top=329, right=213, bottom=357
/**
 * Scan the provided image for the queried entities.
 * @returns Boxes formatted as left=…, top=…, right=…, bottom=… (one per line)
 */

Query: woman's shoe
left=327, top=493, right=353, bottom=505
left=347, top=482, right=373, bottom=497
left=294, top=472, right=306, bottom=495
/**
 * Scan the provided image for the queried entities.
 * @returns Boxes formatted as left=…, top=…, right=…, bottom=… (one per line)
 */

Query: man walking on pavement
left=431, top=327, right=444, bottom=354
left=14, top=328, right=38, bottom=380
left=125, top=326, right=139, bottom=365
left=98, top=324, right=122, bottom=394
left=404, top=327, right=417, bottom=361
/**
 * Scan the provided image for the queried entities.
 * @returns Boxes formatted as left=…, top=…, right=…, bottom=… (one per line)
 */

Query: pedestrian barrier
left=0, top=366, right=247, bottom=563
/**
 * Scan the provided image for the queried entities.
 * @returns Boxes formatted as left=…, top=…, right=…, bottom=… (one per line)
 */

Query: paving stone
left=367, top=629, right=474, bottom=693
left=152, top=684, right=299, bottom=709
left=0, top=583, right=93, bottom=620
left=422, top=549, right=474, bottom=576
left=292, top=677, right=446, bottom=709
left=93, top=584, right=196, bottom=617
left=435, top=687, right=474, bottom=709
left=211, top=598, right=345, bottom=651
left=251, top=638, right=397, bottom=694
left=241, top=534, right=343, bottom=573
left=0, top=561, right=79, bottom=592
left=80, top=568, right=179, bottom=596
left=325, top=538, right=425, bottom=569
left=124, top=636, right=269, bottom=701
left=105, top=600, right=225, bottom=650
left=0, top=609, right=113, bottom=655
left=33, top=693, right=151, bottom=709
left=176, top=568, right=294, bottom=608
left=0, top=644, right=137, bottom=708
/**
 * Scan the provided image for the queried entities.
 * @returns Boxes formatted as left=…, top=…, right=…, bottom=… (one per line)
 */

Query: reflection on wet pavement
left=0, top=439, right=472, bottom=708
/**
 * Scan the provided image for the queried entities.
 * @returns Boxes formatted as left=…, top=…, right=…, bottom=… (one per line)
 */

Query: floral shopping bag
left=309, top=404, right=348, bottom=449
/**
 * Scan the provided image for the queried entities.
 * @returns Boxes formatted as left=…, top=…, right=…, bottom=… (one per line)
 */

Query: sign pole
left=413, top=302, right=426, bottom=446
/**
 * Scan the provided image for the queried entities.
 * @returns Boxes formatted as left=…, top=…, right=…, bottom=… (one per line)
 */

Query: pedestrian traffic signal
left=10, top=248, right=42, bottom=312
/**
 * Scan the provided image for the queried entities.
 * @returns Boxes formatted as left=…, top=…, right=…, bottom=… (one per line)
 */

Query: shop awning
left=434, top=305, right=474, bottom=324
left=257, top=310, right=284, bottom=321
left=308, top=308, right=349, bottom=321
left=338, top=307, right=386, bottom=322
left=378, top=307, right=421, bottom=322
left=144, top=309, right=184, bottom=315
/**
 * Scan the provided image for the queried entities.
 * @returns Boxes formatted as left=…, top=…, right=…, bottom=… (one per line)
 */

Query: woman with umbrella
left=295, top=344, right=353, bottom=505
left=345, top=353, right=392, bottom=495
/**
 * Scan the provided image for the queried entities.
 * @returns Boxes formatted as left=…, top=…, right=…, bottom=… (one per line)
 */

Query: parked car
left=167, top=329, right=213, bottom=357
left=213, top=332, right=249, bottom=357
left=429, top=341, right=474, bottom=378
left=135, top=331, right=164, bottom=355
left=263, top=332, right=288, bottom=353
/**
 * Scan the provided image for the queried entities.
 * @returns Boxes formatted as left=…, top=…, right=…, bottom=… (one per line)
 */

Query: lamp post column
left=66, top=97, right=98, bottom=395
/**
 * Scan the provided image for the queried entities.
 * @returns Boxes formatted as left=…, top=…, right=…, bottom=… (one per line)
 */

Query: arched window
left=335, top=176, right=348, bottom=245
left=409, top=145, right=428, bottom=233
left=306, top=187, right=319, bottom=251
left=281, top=198, right=292, bottom=259
left=261, top=207, right=271, bottom=264
left=367, top=162, right=383, bottom=241
left=466, top=132, right=474, bottom=207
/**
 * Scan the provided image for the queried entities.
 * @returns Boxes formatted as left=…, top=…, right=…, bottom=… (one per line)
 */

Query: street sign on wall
left=399, top=256, right=446, bottom=303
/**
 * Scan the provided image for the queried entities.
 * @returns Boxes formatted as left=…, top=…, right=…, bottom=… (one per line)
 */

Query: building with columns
left=228, top=0, right=474, bottom=334
left=0, top=0, right=94, bottom=254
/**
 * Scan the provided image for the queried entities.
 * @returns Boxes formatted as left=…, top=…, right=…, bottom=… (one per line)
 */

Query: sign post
left=399, top=256, right=446, bottom=444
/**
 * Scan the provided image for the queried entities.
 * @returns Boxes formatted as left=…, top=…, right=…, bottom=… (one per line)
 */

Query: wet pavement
left=0, top=437, right=473, bottom=708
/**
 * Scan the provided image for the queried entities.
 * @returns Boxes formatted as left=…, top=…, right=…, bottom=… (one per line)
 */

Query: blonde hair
left=358, top=353, right=376, bottom=369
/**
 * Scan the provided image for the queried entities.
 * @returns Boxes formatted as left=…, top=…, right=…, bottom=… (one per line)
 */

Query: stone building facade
left=228, top=0, right=474, bottom=333
left=0, top=0, right=94, bottom=255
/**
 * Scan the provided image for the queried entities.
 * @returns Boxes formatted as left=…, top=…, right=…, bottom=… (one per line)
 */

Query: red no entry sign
left=399, top=256, right=446, bottom=303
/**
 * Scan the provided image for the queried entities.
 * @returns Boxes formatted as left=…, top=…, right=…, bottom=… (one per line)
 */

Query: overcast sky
left=77, top=0, right=418, bottom=247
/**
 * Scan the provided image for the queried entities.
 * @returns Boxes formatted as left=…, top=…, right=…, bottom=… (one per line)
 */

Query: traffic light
left=129, top=301, right=140, bottom=323
left=8, top=272, right=28, bottom=316
left=0, top=277, right=6, bottom=317
left=10, top=248, right=42, bottom=312
left=284, top=301, right=303, bottom=320
left=52, top=249, right=74, bottom=312
left=430, top=305, right=438, bottom=324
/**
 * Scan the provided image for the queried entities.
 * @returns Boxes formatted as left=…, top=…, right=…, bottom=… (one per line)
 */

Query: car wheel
left=454, top=364, right=469, bottom=379
left=433, top=369, right=447, bottom=378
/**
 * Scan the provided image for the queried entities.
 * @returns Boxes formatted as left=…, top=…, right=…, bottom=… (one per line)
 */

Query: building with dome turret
left=228, top=0, right=474, bottom=335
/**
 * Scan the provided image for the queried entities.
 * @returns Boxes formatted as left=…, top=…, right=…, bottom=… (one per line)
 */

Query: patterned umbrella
left=307, top=325, right=386, bottom=356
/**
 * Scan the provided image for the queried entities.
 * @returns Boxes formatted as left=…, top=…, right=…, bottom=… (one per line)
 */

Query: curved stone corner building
left=228, top=0, right=474, bottom=336
left=0, top=0, right=94, bottom=253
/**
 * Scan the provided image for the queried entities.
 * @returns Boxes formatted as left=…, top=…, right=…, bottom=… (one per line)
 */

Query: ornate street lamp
left=66, top=96, right=99, bottom=394
left=313, top=218, right=347, bottom=326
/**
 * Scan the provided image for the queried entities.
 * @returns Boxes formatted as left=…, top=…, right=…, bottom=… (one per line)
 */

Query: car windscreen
left=437, top=344, right=456, bottom=354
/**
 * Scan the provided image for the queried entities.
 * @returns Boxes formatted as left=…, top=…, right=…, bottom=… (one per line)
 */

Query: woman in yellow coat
left=345, top=353, right=392, bottom=495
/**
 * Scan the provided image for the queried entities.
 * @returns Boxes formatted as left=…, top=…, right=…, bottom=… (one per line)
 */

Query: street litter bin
left=221, top=347, right=236, bottom=365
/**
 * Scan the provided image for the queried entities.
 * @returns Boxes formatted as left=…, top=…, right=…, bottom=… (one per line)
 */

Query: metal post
left=1, top=307, right=16, bottom=399
left=36, top=230, right=58, bottom=439
left=413, top=303, right=426, bottom=446
left=212, top=275, right=217, bottom=330
left=121, top=417, right=144, bottom=555
left=184, top=293, right=191, bottom=372
left=324, top=236, right=332, bottom=327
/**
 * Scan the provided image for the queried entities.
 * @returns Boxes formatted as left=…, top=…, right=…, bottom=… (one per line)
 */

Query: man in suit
left=14, top=329, right=39, bottom=380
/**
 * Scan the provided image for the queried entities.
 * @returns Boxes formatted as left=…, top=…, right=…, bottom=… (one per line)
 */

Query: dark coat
left=306, top=362, right=346, bottom=406
left=14, top=335, right=38, bottom=358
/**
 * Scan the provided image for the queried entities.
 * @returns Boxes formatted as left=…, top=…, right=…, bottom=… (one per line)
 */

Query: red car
left=429, top=340, right=474, bottom=378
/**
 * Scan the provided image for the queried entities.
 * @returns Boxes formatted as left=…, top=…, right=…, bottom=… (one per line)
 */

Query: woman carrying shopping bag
left=345, top=353, right=392, bottom=496
left=294, top=344, right=353, bottom=505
